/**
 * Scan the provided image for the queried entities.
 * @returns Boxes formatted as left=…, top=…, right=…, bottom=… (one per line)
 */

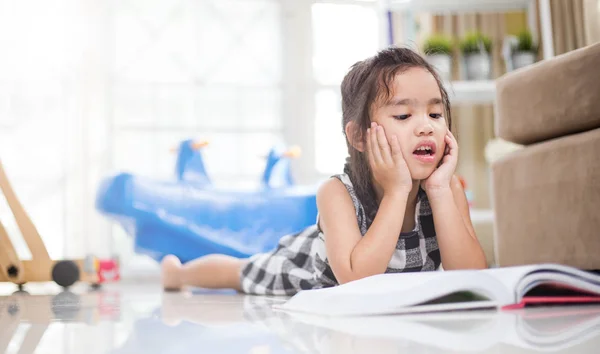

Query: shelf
left=388, top=0, right=533, bottom=14
left=470, top=208, right=495, bottom=224
left=445, top=80, right=496, bottom=104
left=317, top=80, right=496, bottom=104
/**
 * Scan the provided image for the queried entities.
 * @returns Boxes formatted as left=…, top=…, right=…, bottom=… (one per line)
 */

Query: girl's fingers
left=366, top=128, right=375, bottom=166
left=370, top=123, right=383, bottom=164
left=448, top=129, right=457, bottom=140
left=444, top=134, right=456, bottom=156
left=376, top=125, right=393, bottom=165
left=447, top=131, right=458, bottom=151
left=389, top=135, right=404, bottom=164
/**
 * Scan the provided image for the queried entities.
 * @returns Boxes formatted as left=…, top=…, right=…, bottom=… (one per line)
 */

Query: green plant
left=423, top=34, right=454, bottom=55
left=515, top=30, right=537, bottom=52
left=460, top=32, right=492, bottom=55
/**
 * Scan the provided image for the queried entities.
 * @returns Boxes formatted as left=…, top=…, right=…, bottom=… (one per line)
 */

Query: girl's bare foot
left=161, top=255, right=183, bottom=291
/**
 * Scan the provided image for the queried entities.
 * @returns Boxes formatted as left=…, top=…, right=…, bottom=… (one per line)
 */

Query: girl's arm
left=450, top=175, right=478, bottom=241
left=317, top=178, right=410, bottom=284
left=427, top=176, right=487, bottom=269
left=422, top=130, right=487, bottom=270
left=317, top=123, right=413, bottom=284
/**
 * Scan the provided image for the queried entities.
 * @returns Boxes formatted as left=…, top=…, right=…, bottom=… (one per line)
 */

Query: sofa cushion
left=491, top=127, right=600, bottom=269
left=495, top=42, right=600, bottom=145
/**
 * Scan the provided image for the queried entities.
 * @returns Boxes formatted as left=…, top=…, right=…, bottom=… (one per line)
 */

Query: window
left=110, top=0, right=285, bottom=274
left=311, top=2, right=379, bottom=175
left=0, top=0, right=380, bottom=275
left=112, top=0, right=284, bottom=185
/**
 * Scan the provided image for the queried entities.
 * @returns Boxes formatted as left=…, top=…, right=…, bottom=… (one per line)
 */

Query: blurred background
left=0, top=0, right=598, bottom=279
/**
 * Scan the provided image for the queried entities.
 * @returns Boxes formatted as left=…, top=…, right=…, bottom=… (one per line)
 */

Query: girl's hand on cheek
left=421, top=131, right=458, bottom=197
left=366, top=122, right=413, bottom=196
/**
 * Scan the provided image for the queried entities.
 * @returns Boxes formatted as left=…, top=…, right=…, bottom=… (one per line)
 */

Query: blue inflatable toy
left=175, top=139, right=299, bottom=189
left=96, top=140, right=318, bottom=263
left=175, top=139, right=211, bottom=186
left=260, top=144, right=300, bottom=188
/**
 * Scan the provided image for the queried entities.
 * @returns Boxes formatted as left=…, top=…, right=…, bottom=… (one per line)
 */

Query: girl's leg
left=161, top=254, right=247, bottom=292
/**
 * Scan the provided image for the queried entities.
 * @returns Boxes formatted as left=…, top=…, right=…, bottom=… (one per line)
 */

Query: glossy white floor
left=1, top=281, right=600, bottom=354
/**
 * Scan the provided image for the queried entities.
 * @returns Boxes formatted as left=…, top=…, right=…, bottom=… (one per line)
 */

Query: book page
left=275, top=270, right=507, bottom=316
left=481, top=265, right=543, bottom=302
left=517, top=273, right=600, bottom=298
left=482, top=264, right=600, bottom=305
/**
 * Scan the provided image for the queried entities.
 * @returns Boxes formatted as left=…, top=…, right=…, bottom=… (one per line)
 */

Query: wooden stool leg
left=0, top=160, right=94, bottom=286
left=0, top=160, right=51, bottom=264
left=0, top=218, right=24, bottom=283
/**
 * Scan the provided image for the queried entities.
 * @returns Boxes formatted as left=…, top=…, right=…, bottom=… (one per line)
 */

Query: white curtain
left=584, top=0, right=600, bottom=44
left=0, top=0, right=111, bottom=261
left=545, top=0, right=593, bottom=54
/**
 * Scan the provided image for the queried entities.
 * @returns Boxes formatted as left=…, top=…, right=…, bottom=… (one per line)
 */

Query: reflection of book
left=274, top=263, right=600, bottom=316
left=281, top=307, right=600, bottom=352
left=506, top=307, right=600, bottom=351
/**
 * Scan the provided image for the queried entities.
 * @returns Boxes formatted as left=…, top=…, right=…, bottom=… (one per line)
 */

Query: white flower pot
left=464, top=53, right=491, bottom=80
left=511, top=51, right=536, bottom=70
left=426, top=54, right=452, bottom=81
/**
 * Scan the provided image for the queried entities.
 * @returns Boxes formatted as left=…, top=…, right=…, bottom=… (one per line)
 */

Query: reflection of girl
left=161, top=46, right=487, bottom=295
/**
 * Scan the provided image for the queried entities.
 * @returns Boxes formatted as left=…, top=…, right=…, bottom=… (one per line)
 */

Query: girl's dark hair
left=340, top=46, right=452, bottom=223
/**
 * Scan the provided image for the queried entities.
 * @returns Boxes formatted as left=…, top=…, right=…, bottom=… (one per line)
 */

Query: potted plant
left=460, top=32, right=492, bottom=80
left=511, top=30, right=537, bottom=70
left=423, top=34, right=454, bottom=81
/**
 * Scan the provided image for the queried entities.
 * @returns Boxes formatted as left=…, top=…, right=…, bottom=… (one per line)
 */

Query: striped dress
left=240, top=173, right=442, bottom=295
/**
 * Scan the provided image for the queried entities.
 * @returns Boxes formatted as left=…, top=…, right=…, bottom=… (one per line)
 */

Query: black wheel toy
left=51, top=260, right=80, bottom=288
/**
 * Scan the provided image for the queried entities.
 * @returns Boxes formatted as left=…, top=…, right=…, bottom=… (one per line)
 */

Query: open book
left=273, top=263, right=600, bottom=316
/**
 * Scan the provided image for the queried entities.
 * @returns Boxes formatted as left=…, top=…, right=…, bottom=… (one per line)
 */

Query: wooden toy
left=0, top=160, right=118, bottom=289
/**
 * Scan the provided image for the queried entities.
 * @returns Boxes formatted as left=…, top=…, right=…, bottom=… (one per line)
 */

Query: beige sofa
left=492, top=42, right=600, bottom=270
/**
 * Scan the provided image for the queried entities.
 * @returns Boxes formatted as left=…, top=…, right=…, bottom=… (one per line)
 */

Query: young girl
left=161, top=46, right=487, bottom=295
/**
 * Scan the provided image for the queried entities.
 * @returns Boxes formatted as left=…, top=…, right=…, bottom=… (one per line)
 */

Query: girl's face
left=370, top=67, right=448, bottom=181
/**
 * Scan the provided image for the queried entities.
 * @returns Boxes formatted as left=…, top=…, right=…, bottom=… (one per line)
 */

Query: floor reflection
left=1, top=285, right=600, bottom=354
left=0, top=288, right=120, bottom=354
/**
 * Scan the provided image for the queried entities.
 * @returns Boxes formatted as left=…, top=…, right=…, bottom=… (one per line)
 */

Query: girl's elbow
left=332, top=265, right=367, bottom=285
left=337, top=274, right=363, bottom=285
left=335, top=268, right=380, bottom=284
left=477, top=257, right=488, bottom=269
left=334, top=269, right=360, bottom=285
